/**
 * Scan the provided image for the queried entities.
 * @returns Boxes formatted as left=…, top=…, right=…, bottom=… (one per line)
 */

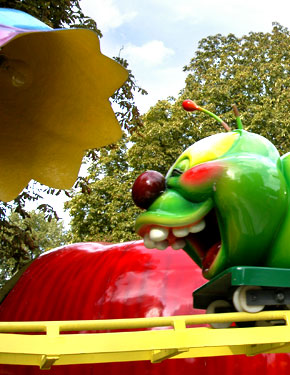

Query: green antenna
left=232, top=104, right=243, bottom=130
left=182, top=99, right=231, bottom=132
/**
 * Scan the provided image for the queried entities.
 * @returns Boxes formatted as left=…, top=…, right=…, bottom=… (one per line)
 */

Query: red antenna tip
left=182, top=99, right=200, bottom=112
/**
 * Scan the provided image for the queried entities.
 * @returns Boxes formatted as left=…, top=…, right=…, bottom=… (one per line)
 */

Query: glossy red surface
left=0, top=240, right=290, bottom=374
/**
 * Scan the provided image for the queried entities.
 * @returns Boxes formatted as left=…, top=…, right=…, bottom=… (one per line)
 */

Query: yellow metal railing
left=1, top=311, right=290, bottom=369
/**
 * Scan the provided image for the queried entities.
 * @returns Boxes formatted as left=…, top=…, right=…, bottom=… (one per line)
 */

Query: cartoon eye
left=171, top=168, right=183, bottom=177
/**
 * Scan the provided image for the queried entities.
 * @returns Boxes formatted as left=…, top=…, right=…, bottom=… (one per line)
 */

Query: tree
left=0, top=1, right=145, bottom=281
left=182, top=23, right=290, bottom=153
left=67, top=24, right=290, bottom=243
left=1, top=0, right=101, bottom=34
left=1, top=210, right=68, bottom=286
left=10, top=211, right=68, bottom=251
left=68, top=135, right=140, bottom=243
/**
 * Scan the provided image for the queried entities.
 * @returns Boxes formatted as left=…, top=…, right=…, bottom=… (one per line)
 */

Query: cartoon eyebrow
left=171, top=168, right=183, bottom=177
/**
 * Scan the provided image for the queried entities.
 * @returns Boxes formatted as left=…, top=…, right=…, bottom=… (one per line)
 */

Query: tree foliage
left=182, top=22, right=290, bottom=153
left=1, top=210, right=68, bottom=286
left=67, top=23, right=290, bottom=243
left=68, top=136, right=139, bottom=243
left=1, top=0, right=101, bottom=35
left=10, top=210, right=68, bottom=251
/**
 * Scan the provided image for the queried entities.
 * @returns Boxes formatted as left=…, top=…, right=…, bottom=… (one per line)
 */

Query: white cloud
left=80, top=0, right=137, bottom=32
left=133, top=66, right=187, bottom=113
left=146, top=0, right=290, bottom=32
left=123, top=40, right=175, bottom=67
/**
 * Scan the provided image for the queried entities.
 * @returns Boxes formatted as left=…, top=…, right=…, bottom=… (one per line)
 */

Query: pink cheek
left=181, top=163, right=223, bottom=186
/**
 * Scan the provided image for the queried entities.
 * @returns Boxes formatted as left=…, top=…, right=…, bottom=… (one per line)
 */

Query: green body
left=135, top=129, right=290, bottom=279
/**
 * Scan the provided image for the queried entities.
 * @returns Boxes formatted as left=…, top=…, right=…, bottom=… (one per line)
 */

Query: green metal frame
left=193, top=266, right=290, bottom=309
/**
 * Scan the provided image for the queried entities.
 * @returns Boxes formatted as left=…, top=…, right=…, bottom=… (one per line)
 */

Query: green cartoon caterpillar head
left=132, top=100, right=289, bottom=279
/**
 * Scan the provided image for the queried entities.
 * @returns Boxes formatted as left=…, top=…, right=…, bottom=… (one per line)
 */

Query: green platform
left=193, top=266, right=290, bottom=310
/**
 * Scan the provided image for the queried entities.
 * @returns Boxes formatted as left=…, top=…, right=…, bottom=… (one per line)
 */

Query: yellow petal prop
left=0, top=28, right=128, bottom=202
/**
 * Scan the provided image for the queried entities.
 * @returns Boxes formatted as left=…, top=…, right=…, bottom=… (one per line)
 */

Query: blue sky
left=81, top=0, right=290, bottom=113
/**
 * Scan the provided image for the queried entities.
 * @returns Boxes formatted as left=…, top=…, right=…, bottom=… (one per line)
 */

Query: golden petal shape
left=0, top=28, right=128, bottom=202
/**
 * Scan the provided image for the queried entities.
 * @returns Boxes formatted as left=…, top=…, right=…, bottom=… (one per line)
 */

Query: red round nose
left=132, top=170, right=166, bottom=209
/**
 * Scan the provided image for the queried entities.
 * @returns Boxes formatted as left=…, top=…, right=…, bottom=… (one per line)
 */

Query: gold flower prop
left=0, top=16, right=128, bottom=202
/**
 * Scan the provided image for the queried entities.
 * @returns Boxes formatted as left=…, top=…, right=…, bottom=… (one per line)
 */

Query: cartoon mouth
left=142, top=209, right=221, bottom=273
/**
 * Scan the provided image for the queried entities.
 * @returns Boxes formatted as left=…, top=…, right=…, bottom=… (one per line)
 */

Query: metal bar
left=40, top=355, right=60, bottom=370
left=151, top=348, right=189, bottom=363
left=0, top=310, right=288, bottom=332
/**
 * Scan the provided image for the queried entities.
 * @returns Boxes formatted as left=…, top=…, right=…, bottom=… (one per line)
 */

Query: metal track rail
left=1, top=310, right=290, bottom=369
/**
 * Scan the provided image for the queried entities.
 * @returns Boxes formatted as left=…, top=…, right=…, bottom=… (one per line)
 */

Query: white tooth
left=172, top=227, right=189, bottom=238
left=189, top=220, right=206, bottom=233
left=171, top=239, right=186, bottom=250
left=156, top=240, right=169, bottom=250
left=144, top=234, right=156, bottom=249
left=149, top=227, right=169, bottom=241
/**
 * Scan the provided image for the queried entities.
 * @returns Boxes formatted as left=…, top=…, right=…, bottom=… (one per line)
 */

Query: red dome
left=0, top=241, right=289, bottom=374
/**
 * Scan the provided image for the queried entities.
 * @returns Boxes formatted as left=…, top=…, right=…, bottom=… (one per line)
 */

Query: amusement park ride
left=1, top=6, right=290, bottom=374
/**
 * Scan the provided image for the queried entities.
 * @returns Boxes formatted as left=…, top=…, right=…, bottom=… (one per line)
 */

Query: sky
left=80, top=0, right=290, bottom=114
